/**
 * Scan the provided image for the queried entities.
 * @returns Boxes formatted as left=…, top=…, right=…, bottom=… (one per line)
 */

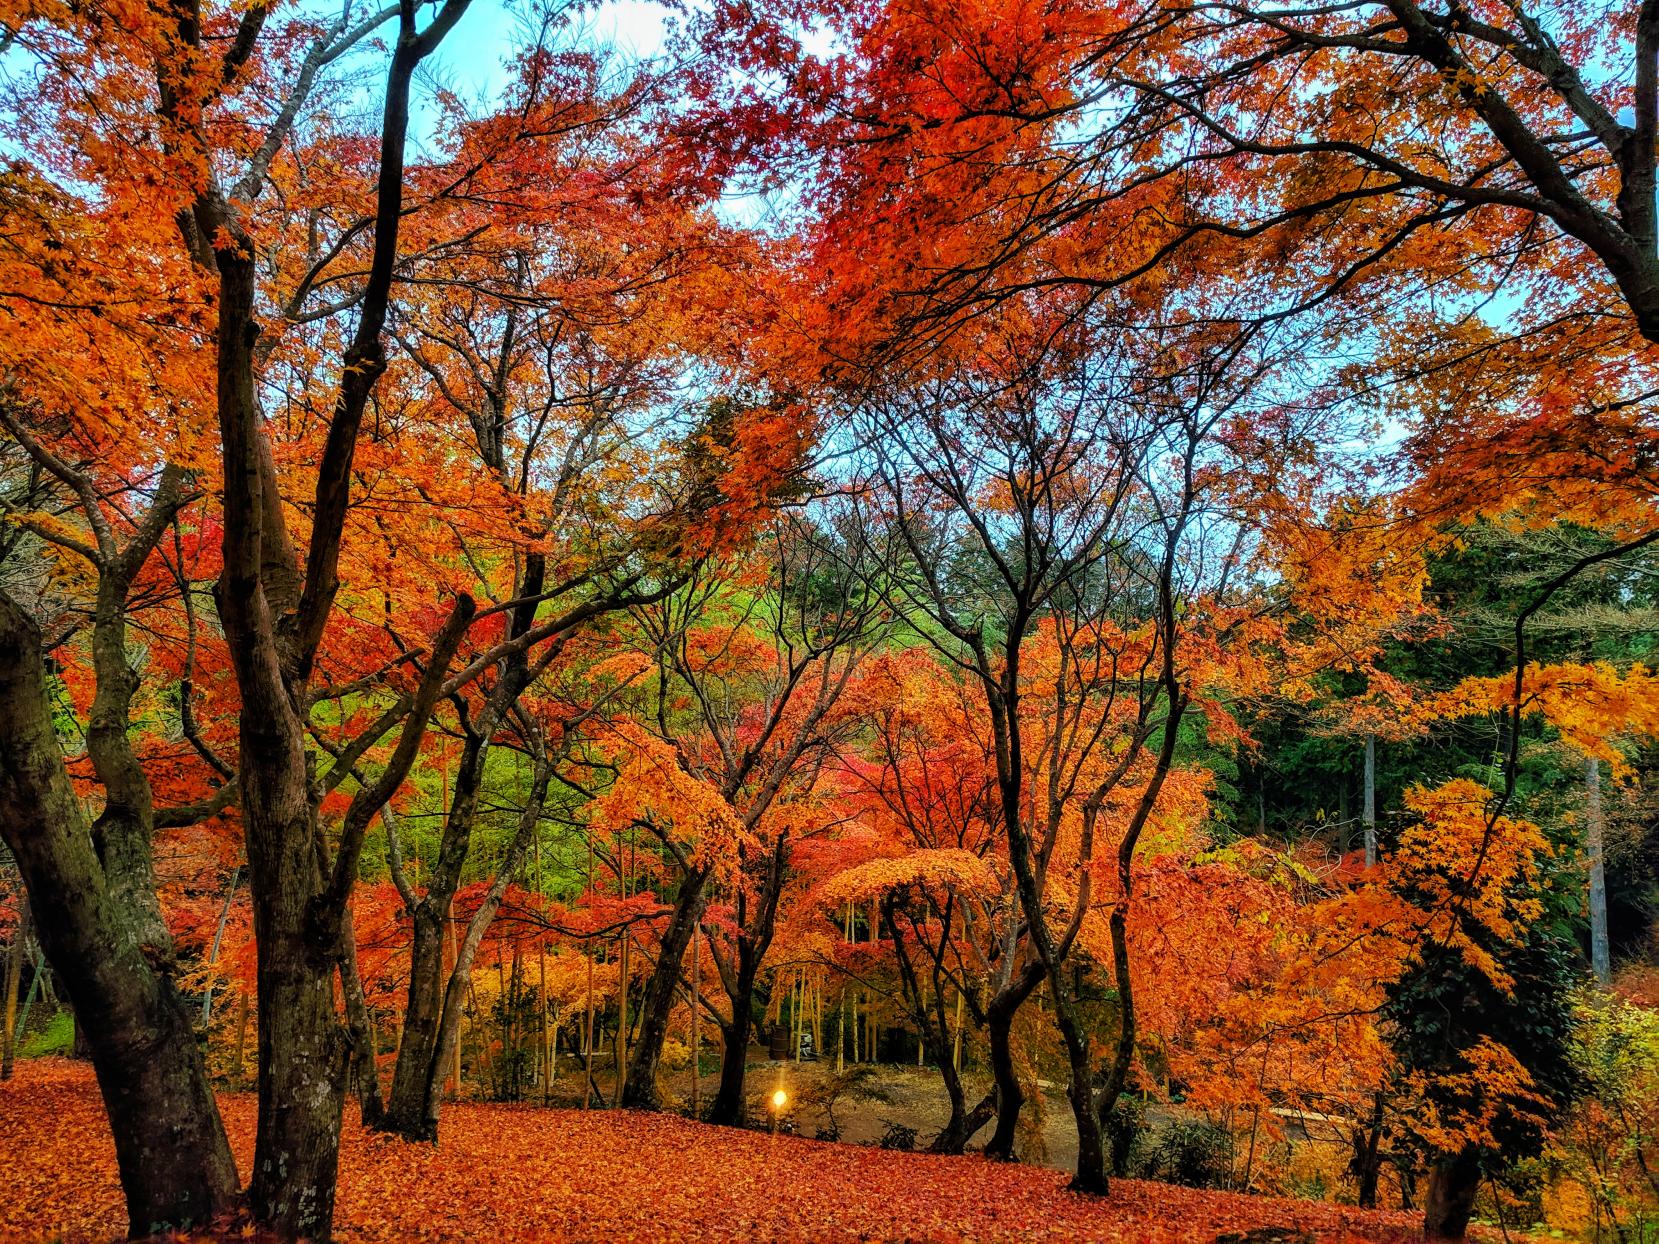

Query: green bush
left=1137, top=1119, right=1233, bottom=1189
left=1106, top=1096, right=1147, bottom=1177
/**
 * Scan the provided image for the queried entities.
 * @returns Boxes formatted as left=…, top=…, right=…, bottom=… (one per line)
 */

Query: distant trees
left=3, top=1, right=1659, bottom=1241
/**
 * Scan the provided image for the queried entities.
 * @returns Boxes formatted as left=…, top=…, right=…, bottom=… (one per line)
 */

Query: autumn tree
left=603, top=511, right=884, bottom=1117
left=838, top=295, right=1299, bottom=1192
left=357, top=80, right=730, bottom=1138
left=824, top=650, right=1041, bottom=1156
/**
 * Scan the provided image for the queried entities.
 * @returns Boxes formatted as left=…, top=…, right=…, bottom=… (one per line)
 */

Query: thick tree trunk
left=203, top=4, right=474, bottom=1229
left=982, top=996, right=1023, bottom=1159
left=1423, top=1146, right=1481, bottom=1239
left=0, top=593, right=240, bottom=1235
left=383, top=908, right=448, bottom=1139
left=247, top=841, right=347, bottom=1239
left=708, top=952, right=762, bottom=1128
left=708, top=1009, right=752, bottom=1126
left=622, top=870, right=710, bottom=1109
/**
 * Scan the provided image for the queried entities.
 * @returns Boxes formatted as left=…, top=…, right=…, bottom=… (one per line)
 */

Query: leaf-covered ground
left=1, top=1059, right=1448, bottom=1242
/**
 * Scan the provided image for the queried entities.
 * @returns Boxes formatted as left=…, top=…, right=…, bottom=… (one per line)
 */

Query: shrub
left=1105, top=1096, right=1147, bottom=1177
left=879, top=1121, right=918, bottom=1151
left=1138, top=1120, right=1233, bottom=1189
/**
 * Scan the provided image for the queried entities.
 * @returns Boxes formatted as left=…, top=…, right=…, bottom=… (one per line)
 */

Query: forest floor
left=0, top=1058, right=1505, bottom=1242
left=546, top=1050, right=1103, bottom=1169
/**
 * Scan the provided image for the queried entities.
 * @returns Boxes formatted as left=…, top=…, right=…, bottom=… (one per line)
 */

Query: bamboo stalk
left=583, top=833, right=596, bottom=1110
left=690, top=929, right=701, bottom=1117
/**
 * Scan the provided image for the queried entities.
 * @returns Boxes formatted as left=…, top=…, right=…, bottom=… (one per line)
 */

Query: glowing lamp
left=771, top=1089, right=788, bottom=1111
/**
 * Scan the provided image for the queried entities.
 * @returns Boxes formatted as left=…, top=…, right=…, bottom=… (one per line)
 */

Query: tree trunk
left=380, top=572, right=540, bottom=1137
left=981, top=995, right=1023, bottom=1159
left=933, top=1090, right=997, bottom=1156
left=1587, top=756, right=1610, bottom=983
left=1423, top=1146, right=1481, bottom=1239
left=1056, top=1006, right=1109, bottom=1194
left=622, top=870, right=709, bottom=1109
left=388, top=757, right=549, bottom=1138
left=1363, top=732, right=1377, bottom=868
left=1350, top=1093, right=1385, bottom=1210
left=0, top=592, right=239, bottom=1234
left=380, top=730, right=492, bottom=1138
left=2, top=894, right=27, bottom=1080
left=708, top=1008, right=752, bottom=1126
left=384, top=907, right=448, bottom=1138
left=247, top=859, right=348, bottom=1239
left=340, top=909, right=384, bottom=1127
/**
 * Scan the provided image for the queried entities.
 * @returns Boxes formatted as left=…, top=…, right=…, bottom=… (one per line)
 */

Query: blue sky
left=425, top=0, right=670, bottom=105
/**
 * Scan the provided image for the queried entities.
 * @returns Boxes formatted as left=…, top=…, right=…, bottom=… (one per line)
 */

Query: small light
left=771, top=1089, right=788, bottom=1110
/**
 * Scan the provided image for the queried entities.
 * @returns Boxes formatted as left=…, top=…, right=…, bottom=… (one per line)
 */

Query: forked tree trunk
left=622, top=871, right=710, bottom=1109
left=203, top=3, right=475, bottom=1233
left=981, top=962, right=1042, bottom=1160
left=0, top=593, right=239, bottom=1234
left=707, top=945, right=760, bottom=1127
left=387, top=757, right=550, bottom=1138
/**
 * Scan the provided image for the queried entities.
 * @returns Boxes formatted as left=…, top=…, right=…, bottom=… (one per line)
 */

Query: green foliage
left=19, top=1009, right=74, bottom=1058
left=1135, top=1119, right=1234, bottom=1189
left=1105, top=1094, right=1147, bottom=1178
left=1555, top=989, right=1659, bottom=1238
left=1384, top=932, right=1583, bottom=1170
